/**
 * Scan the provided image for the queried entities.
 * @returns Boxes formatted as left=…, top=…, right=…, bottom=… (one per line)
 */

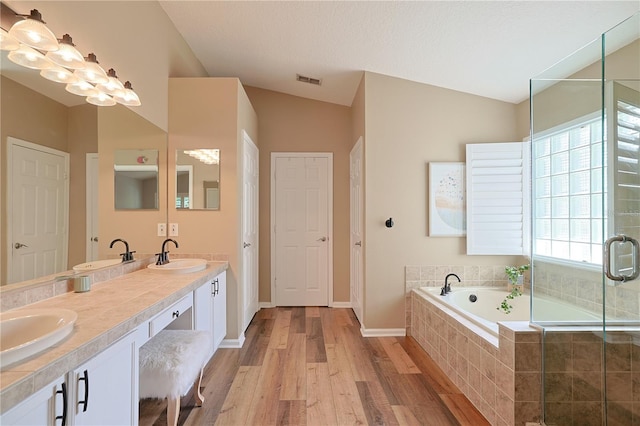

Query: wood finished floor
left=139, top=307, right=489, bottom=426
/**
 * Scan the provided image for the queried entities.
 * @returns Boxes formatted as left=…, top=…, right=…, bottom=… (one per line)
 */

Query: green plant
left=497, top=286, right=522, bottom=314
left=498, top=264, right=529, bottom=314
left=505, top=264, right=529, bottom=285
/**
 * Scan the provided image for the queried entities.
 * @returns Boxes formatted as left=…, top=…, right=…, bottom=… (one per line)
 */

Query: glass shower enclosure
left=530, top=13, right=640, bottom=425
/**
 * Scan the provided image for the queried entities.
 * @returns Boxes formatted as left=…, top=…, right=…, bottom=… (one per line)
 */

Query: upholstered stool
left=139, top=330, right=211, bottom=426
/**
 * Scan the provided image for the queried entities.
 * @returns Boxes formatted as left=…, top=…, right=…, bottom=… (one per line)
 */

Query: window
left=532, top=115, right=605, bottom=265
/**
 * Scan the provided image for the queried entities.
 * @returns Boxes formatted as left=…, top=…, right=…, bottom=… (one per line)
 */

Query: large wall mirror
left=176, top=149, right=220, bottom=210
left=1, top=60, right=167, bottom=287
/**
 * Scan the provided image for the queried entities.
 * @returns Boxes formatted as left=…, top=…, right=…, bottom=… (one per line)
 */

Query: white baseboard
left=219, top=332, right=245, bottom=349
left=360, top=328, right=406, bottom=337
left=331, top=301, right=352, bottom=308
left=259, top=302, right=275, bottom=309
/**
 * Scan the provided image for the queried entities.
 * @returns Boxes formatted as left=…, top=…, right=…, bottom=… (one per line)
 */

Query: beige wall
left=168, top=77, right=258, bottom=340
left=68, top=104, right=98, bottom=269
left=362, top=72, right=524, bottom=329
left=98, top=105, right=167, bottom=259
left=1, top=76, right=69, bottom=284
left=243, top=86, right=353, bottom=304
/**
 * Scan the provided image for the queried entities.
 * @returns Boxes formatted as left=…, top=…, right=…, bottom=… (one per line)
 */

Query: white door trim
left=270, top=152, right=333, bottom=307
left=7, top=137, right=69, bottom=282
left=350, top=137, right=364, bottom=325
left=86, top=153, right=98, bottom=261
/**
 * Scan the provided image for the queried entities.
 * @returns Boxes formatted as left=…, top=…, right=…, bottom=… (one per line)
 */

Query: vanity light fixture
left=96, top=68, right=125, bottom=96
left=2, top=4, right=141, bottom=107
left=65, top=80, right=98, bottom=97
left=45, top=34, right=85, bottom=69
left=73, top=53, right=108, bottom=84
left=87, top=91, right=116, bottom=107
left=40, top=65, right=79, bottom=84
left=113, top=81, right=141, bottom=106
left=8, top=9, right=59, bottom=52
left=7, top=44, right=53, bottom=70
left=0, top=28, right=20, bottom=51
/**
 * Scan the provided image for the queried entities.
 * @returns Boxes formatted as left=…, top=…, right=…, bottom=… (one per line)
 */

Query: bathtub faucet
left=444, top=273, right=461, bottom=294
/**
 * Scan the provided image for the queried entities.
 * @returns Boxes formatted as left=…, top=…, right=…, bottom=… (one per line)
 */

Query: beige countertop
left=0, top=261, right=228, bottom=414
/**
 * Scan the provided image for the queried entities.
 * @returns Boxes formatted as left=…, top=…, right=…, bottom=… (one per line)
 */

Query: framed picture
left=429, top=162, right=466, bottom=236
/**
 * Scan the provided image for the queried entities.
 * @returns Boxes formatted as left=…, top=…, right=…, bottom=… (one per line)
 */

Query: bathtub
left=416, top=286, right=601, bottom=337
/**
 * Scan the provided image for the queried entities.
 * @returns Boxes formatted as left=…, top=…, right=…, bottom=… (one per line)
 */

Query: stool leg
left=194, top=368, right=205, bottom=406
left=167, top=397, right=180, bottom=426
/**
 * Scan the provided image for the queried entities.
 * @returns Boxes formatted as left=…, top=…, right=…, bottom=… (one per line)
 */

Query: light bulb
left=87, top=91, right=116, bottom=107
left=46, top=34, right=85, bottom=69
left=0, top=28, right=20, bottom=51
left=8, top=44, right=53, bottom=70
left=66, top=80, right=98, bottom=97
left=74, top=53, right=108, bottom=84
left=41, top=66, right=79, bottom=84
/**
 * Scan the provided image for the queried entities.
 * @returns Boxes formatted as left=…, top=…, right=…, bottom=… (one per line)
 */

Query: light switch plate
left=169, top=223, right=178, bottom=237
left=157, top=223, right=166, bottom=236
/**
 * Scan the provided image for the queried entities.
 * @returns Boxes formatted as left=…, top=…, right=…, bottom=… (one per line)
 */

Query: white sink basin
left=73, top=258, right=122, bottom=272
left=1, top=308, right=77, bottom=367
left=147, top=258, right=208, bottom=274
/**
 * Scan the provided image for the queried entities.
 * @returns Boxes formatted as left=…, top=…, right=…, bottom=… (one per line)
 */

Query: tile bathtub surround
left=404, top=264, right=529, bottom=332
left=410, top=291, right=542, bottom=426
left=0, top=253, right=229, bottom=313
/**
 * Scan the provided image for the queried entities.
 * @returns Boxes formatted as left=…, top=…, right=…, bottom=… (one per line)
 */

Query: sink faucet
left=109, top=238, right=135, bottom=262
left=440, top=273, right=461, bottom=296
left=156, top=239, right=178, bottom=265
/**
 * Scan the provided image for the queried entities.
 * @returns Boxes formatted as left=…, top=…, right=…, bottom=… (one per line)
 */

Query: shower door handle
left=604, top=234, right=640, bottom=282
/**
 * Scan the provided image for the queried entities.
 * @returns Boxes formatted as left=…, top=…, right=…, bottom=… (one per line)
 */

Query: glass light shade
left=0, top=28, right=20, bottom=51
left=96, top=68, right=125, bottom=96
left=73, top=54, right=108, bottom=84
left=87, top=91, right=115, bottom=107
left=41, top=66, right=79, bottom=84
left=8, top=10, right=59, bottom=51
left=113, top=81, right=141, bottom=106
left=8, top=45, right=53, bottom=70
left=66, top=80, right=98, bottom=97
left=45, top=34, right=85, bottom=69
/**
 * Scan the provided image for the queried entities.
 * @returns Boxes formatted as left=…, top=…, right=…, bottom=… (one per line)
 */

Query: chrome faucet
left=156, top=239, right=178, bottom=265
left=109, top=238, right=135, bottom=262
left=440, top=273, right=461, bottom=296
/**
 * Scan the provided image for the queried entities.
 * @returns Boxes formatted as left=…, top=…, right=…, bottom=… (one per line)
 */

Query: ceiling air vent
left=296, top=74, right=322, bottom=86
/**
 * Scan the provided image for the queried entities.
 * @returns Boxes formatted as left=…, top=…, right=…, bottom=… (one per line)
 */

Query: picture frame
left=428, top=162, right=466, bottom=236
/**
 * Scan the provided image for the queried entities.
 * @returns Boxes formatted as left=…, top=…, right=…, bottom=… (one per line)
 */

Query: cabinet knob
left=172, top=310, right=180, bottom=318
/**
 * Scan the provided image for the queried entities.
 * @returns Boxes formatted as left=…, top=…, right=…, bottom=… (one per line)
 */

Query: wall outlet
left=157, top=223, right=166, bottom=236
left=169, top=223, right=178, bottom=237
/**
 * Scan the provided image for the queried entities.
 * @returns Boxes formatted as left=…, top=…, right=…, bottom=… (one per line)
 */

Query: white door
left=241, top=132, right=259, bottom=331
left=86, top=153, right=99, bottom=261
left=272, top=153, right=332, bottom=306
left=8, top=138, right=68, bottom=284
left=350, top=138, right=364, bottom=325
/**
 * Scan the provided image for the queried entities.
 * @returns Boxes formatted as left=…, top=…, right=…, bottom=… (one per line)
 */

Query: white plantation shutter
left=466, top=142, right=530, bottom=255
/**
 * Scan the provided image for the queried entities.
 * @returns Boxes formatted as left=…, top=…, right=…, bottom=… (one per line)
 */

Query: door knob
left=243, top=242, right=251, bottom=248
left=355, top=241, right=362, bottom=246
left=92, top=237, right=98, bottom=242
left=14, top=242, right=28, bottom=249
left=317, top=237, right=327, bottom=242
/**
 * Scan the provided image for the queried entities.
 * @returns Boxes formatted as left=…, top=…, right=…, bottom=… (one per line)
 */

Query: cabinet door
left=72, top=331, right=137, bottom=425
left=1, top=376, right=66, bottom=425
left=194, top=278, right=214, bottom=359
left=212, top=271, right=227, bottom=351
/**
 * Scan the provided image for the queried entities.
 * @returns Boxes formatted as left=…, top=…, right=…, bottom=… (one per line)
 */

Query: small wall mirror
left=114, top=149, right=159, bottom=210
left=176, top=149, right=220, bottom=210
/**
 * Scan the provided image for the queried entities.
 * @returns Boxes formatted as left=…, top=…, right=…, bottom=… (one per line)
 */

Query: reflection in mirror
left=114, top=149, right=159, bottom=210
left=176, top=149, right=220, bottom=210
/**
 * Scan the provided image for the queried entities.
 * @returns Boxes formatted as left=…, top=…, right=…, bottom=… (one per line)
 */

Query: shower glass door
left=531, top=12, right=639, bottom=425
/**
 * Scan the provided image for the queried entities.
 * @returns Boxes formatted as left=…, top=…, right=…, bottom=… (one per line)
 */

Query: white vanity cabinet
left=194, top=271, right=227, bottom=358
left=71, top=331, right=138, bottom=425
left=1, top=332, right=137, bottom=426
left=1, top=376, right=67, bottom=425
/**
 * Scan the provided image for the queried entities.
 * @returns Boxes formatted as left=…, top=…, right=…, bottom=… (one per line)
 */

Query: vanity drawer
left=149, top=293, right=193, bottom=337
